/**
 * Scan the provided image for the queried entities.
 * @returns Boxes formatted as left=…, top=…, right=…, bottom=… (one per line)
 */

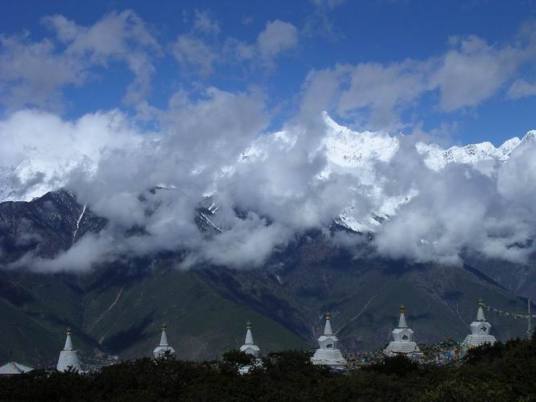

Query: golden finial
left=325, top=312, right=332, bottom=320
left=400, top=305, right=406, bottom=314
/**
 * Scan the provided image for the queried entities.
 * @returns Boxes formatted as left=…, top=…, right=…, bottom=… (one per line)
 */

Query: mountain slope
left=0, top=191, right=532, bottom=367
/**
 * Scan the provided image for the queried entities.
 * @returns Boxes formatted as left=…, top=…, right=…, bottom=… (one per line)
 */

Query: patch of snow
left=72, top=204, right=87, bottom=244
left=199, top=212, right=223, bottom=233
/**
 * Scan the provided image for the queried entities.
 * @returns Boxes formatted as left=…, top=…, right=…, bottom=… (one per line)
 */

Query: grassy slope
left=0, top=264, right=306, bottom=366
left=81, top=265, right=306, bottom=361
left=0, top=239, right=530, bottom=366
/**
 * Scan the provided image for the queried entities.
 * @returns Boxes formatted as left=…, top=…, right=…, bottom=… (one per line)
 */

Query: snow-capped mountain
left=322, top=112, right=533, bottom=173
left=319, top=115, right=535, bottom=233
left=0, top=112, right=534, bottom=236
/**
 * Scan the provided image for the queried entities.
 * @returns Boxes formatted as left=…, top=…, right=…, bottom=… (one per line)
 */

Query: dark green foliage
left=2, top=339, right=536, bottom=401
left=363, top=354, right=420, bottom=377
left=222, top=349, right=255, bottom=367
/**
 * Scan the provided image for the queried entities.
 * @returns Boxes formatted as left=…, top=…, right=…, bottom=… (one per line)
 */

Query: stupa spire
left=159, top=324, right=169, bottom=346
left=398, top=305, right=408, bottom=328
left=64, top=328, right=73, bottom=351
left=324, top=312, right=333, bottom=335
left=476, top=299, right=486, bottom=321
left=244, top=322, right=254, bottom=345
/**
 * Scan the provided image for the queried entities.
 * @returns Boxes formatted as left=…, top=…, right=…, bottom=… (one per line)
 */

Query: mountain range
left=0, top=115, right=535, bottom=367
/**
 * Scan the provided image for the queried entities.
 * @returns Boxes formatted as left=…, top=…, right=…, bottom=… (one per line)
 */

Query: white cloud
left=171, top=18, right=298, bottom=76
left=257, top=20, right=298, bottom=63
left=171, top=35, right=216, bottom=76
left=432, top=35, right=521, bottom=111
left=45, top=11, right=160, bottom=63
left=26, top=233, right=116, bottom=273
left=200, top=214, right=291, bottom=268
left=0, top=10, right=160, bottom=110
left=507, top=79, right=536, bottom=99
left=1, top=104, right=536, bottom=271
left=0, top=35, right=85, bottom=110
left=193, top=10, right=220, bottom=35
left=299, top=30, right=536, bottom=130
left=227, top=19, right=299, bottom=69
left=0, top=109, right=142, bottom=201
left=337, top=61, right=429, bottom=128
left=44, top=10, right=160, bottom=106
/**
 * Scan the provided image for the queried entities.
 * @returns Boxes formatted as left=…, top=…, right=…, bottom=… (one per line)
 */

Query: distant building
left=153, top=325, right=176, bottom=359
left=311, top=313, right=347, bottom=369
left=240, top=322, right=260, bottom=357
left=0, top=362, right=33, bottom=375
left=57, top=328, right=81, bottom=372
left=384, top=305, right=423, bottom=359
left=461, top=300, right=496, bottom=352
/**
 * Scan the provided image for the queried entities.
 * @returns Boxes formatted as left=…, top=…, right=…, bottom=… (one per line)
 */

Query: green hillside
left=0, top=236, right=531, bottom=368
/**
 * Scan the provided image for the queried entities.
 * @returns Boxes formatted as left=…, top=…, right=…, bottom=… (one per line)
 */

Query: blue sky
left=1, top=0, right=535, bottom=145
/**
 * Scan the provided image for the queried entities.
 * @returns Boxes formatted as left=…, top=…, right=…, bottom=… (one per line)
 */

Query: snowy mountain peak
left=498, top=137, right=521, bottom=156
left=318, top=114, right=534, bottom=233
left=322, top=112, right=399, bottom=169
left=321, top=112, right=530, bottom=173
left=521, top=130, right=536, bottom=144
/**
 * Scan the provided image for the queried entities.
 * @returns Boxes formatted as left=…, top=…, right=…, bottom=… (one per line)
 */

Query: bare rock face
left=0, top=190, right=106, bottom=265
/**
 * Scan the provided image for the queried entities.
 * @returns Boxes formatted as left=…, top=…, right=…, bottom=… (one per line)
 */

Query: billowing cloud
left=1, top=11, right=536, bottom=274
left=0, top=109, right=141, bottom=201
left=0, top=10, right=159, bottom=110
left=432, top=35, right=522, bottom=111
left=337, top=61, right=429, bottom=127
left=300, top=28, right=536, bottom=130
left=44, top=10, right=161, bottom=105
left=0, top=35, right=85, bottom=110
left=1, top=101, right=536, bottom=273
left=257, top=20, right=299, bottom=63
left=171, top=17, right=297, bottom=76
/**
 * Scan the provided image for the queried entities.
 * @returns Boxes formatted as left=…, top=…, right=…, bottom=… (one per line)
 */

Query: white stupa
left=57, top=328, right=81, bottom=372
left=461, top=300, right=496, bottom=351
left=153, top=325, right=176, bottom=359
left=311, top=313, right=347, bottom=369
left=240, top=322, right=260, bottom=357
left=0, top=362, right=33, bottom=375
left=384, top=305, right=422, bottom=358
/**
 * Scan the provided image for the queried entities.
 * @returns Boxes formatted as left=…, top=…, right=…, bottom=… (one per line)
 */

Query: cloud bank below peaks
left=1, top=96, right=536, bottom=272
